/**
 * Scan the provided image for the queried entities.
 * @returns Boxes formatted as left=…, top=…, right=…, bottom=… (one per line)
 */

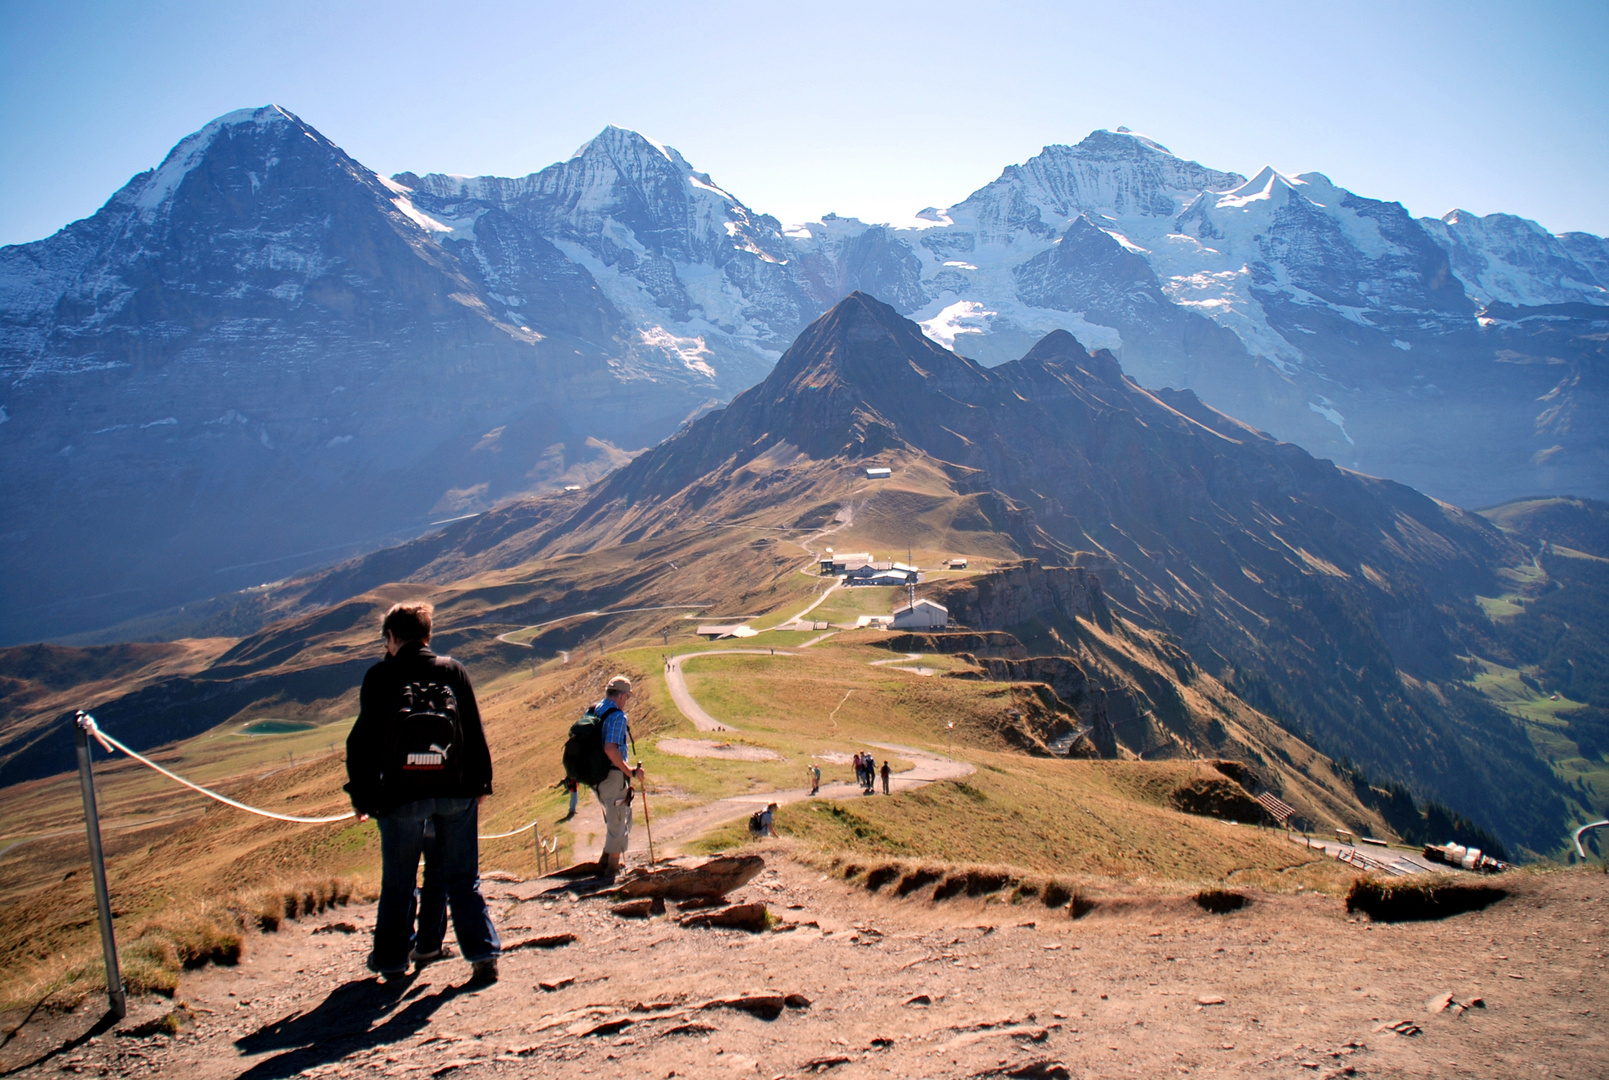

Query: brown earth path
left=566, top=742, right=973, bottom=866
left=663, top=649, right=785, bottom=734
left=565, top=617, right=971, bottom=865
left=5, top=856, right=1604, bottom=1079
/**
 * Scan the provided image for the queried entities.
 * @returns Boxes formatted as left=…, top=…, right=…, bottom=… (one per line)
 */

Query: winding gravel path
left=567, top=633, right=973, bottom=862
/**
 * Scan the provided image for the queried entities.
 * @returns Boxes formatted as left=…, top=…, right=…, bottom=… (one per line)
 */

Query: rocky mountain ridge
left=278, top=293, right=1578, bottom=852
left=2, top=108, right=1605, bottom=642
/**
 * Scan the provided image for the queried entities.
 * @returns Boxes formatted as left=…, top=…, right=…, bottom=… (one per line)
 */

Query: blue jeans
left=373, top=797, right=500, bottom=972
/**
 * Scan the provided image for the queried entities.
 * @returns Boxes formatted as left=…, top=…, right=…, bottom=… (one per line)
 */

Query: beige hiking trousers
left=596, top=769, right=634, bottom=855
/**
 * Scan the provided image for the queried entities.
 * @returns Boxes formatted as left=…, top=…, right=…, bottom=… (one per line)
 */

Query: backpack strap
left=594, top=701, right=637, bottom=768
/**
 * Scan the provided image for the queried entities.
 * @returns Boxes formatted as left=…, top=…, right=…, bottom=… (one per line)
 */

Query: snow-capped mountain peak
left=954, top=129, right=1247, bottom=239
left=1214, top=165, right=1302, bottom=208
left=130, top=104, right=309, bottom=215
left=3, top=111, right=1608, bottom=647
left=1108, top=126, right=1174, bottom=154
left=573, top=124, right=676, bottom=165
left=1421, top=207, right=1609, bottom=307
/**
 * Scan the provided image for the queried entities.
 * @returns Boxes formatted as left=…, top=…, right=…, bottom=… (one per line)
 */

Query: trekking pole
left=635, top=762, right=656, bottom=867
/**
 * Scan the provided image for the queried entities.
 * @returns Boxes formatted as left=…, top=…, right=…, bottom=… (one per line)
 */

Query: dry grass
left=1344, top=874, right=1508, bottom=922
left=1192, top=888, right=1250, bottom=914
left=5, top=874, right=362, bottom=1011
left=805, top=851, right=1097, bottom=917
left=766, top=751, right=1358, bottom=893
left=241, top=876, right=362, bottom=932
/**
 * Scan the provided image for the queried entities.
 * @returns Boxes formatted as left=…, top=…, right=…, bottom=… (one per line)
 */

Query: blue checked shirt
left=597, top=698, right=630, bottom=759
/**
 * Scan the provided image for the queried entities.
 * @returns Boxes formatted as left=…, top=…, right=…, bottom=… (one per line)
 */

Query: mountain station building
left=820, top=551, right=873, bottom=575
left=892, top=598, right=949, bottom=630
left=846, top=561, right=922, bottom=586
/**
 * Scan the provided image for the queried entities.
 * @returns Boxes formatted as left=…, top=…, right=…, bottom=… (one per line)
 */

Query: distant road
left=771, top=577, right=841, bottom=631
left=663, top=649, right=792, bottom=732
left=1293, top=835, right=1438, bottom=875
left=495, top=604, right=708, bottom=648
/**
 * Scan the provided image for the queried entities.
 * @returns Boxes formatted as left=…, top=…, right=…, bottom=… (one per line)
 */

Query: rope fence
left=79, top=713, right=545, bottom=840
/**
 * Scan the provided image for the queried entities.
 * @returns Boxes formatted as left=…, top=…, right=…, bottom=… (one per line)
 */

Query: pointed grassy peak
left=764, top=291, right=988, bottom=400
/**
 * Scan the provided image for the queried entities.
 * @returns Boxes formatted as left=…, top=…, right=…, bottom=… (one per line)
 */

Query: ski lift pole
left=73, top=711, right=126, bottom=1019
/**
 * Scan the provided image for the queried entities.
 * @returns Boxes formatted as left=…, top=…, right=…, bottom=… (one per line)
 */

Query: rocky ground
left=2, top=853, right=1604, bottom=1080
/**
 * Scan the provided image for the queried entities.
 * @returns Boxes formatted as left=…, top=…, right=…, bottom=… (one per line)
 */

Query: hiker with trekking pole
left=562, top=674, right=651, bottom=881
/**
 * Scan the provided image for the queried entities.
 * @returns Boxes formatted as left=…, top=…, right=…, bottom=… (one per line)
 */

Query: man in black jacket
left=345, top=602, right=500, bottom=982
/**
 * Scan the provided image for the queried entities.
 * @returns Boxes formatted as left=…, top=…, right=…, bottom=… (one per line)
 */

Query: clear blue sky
left=2, top=0, right=1605, bottom=247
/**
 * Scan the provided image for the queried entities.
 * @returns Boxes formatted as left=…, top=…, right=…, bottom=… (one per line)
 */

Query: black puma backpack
left=388, top=679, right=464, bottom=794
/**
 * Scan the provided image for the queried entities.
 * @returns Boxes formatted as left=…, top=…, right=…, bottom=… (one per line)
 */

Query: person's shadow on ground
left=231, top=975, right=464, bottom=1079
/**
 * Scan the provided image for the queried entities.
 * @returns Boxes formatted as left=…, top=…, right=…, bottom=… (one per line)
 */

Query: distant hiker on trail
left=760, top=802, right=778, bottom=836
left=852, top=752, right=865, bottom=789
left=863, top=755, right=877, bottom=795
left=559, top=776, right=579, bottom=820
left=578, top=674, right=642, bottom=882
left=881, top=760, right=891, bottom=795
left=809, top=763, right=821, bottom=796
left=344, top=602, right=500, bottom=984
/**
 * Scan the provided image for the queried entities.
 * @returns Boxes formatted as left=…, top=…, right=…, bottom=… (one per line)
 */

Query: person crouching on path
left=344, top=602, right=500, bottom=983
left=595, top=674, right=644, bottom=881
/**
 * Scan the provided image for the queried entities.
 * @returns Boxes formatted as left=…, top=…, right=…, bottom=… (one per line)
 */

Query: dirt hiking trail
left=566, top=641, right=972, bottom=864
left=566, top=743, right=972, bottom=865
left=4, top=858, right=1603, bottom=1079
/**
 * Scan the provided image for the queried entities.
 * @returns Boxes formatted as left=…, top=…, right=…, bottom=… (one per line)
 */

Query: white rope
left=80, top=713, right=547, bottom=839
left=478, top=818, right=541, bottom=840
left=80, top=713, right=357, bottom=824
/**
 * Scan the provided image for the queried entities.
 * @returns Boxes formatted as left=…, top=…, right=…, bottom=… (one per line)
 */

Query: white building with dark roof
left=892, top=598, right=948, bottom=630
left=822, top=552, right=873, bottom=574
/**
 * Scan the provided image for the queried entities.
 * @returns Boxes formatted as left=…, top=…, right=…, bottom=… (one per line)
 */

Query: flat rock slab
left=679, top=902, right=769, bottom=932
left=615, top=854, right=765, bottom=900
left=504, top=933, right=577, bottom=952
left=611, top=897, right=666, bottom=919
left=697, top=990, right=810, bottom=1020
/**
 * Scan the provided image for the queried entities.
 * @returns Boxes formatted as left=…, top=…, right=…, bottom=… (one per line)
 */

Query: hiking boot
left=468, top=958, right=499, bottom=985
left=409, top=944, right=453, bottom=967
left=365, top=954, right=408, bottom=980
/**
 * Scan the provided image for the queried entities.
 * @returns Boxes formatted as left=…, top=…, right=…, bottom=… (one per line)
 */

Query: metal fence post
left=73, top=711, right=126, bottom=1019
